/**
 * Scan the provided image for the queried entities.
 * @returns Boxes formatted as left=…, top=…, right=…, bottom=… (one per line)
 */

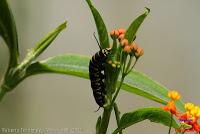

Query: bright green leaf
left=85, top=0, right=109, bottom=49
left=25, top=54, right=184, bottom=112
left=0, top=0, right=19, bottom=67
left=125, top=7, right=150, bottom=43
left=18, top=22, right=67, bottom=70
left=112, top=107, right=179, bottom=134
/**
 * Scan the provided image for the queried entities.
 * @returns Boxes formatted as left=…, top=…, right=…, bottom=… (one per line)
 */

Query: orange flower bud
left=123, top=45, right=131, bottom=53
left=163, top=101, right=178, bottom=115
left=178, top=112, right=192, bottom=122
left=135, top=47, right=144, bottom=58
left=118, top=34, right=125, bottom=41
left=110, top=30, right=115, bottom=37
left=110, top=30, right=119, bottom=38
left=120, top=39, right=129, bottom=47
left=114, top=30, right=119, bottom=37
left=130, top=42, right=138, bottom=51
left=118, top=28, right=126, bottom=35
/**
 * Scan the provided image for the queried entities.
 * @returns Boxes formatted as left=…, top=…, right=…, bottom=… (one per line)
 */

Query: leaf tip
left=145, top=7, right=150, bottom=14
left=56, top=21, right=68, bottom=32
left=60, top=21, right=67, bottom=30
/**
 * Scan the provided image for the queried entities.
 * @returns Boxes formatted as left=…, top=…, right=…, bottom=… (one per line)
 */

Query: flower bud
left=168, top=90, right=181, bottom=101
left=110, top=30, right=115, bottom=37
left=110, top=30, right=119, bottom=39
left=123, top=45, right=131, bottom=53
left=118, top=34, right=125, bottom=41
left=120, top=39, right=129, bottom=47
left=135, top=47, right=144, bottom=58
left=118, top=28, right=126, bottom=35
left=112, top=63, right=116, bottom=68
left=108, top=60, right=112, bottom=64
left=130, top=42, right=138, bottom=51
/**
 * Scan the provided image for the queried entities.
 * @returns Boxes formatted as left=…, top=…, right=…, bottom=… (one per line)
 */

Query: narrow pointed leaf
left=25, top=54, right=184, bottom=112
left=0, top=0, right=19, bottom=67
left=112, top=107, right=179, bottom=134
left=18, top=22, right=67, bottom=69
left=33, top=22, right=67, bottom=57
left=125, top=8, right=150, bottom=43
left=86, top=0, right=109, bottom=49
left=32, top=22, right=67, bottom=59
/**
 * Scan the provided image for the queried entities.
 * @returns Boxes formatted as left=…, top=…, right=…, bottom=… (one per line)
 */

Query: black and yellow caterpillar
left=89, top=33, right=111, bottom=108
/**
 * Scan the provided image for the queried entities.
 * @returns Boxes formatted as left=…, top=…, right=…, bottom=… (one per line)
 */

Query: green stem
left=124, top=56, right=133, bottom=73
left=98, top=75, right=125, bottom=134
left=111, top=75, right=125, bottom=106
left=98, top=74, right=125, bottom=134
left=99, top=108, right=112, bottom=134
left=125, top=58, right=138, bottom=75
left=168, top=113, right=173, bottom=134
left=0, top=86, right=7, bottom=102
left=114, top=103, right=122, bottom=134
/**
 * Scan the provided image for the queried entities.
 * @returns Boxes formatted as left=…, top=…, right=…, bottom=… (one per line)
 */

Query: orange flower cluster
left=110, top=28, right=144, bottom=58
left=121, top=39, right=144, bottom=58
left=163, top=90, right=200, bottom=133
left=110, top=28, right=126, bottom=41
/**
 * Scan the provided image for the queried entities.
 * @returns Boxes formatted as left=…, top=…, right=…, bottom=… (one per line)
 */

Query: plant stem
left=111, top=75, right=125, bottom=106
left=99, top=108, right=112, bottom=134
left=124, top=56, right=133, bottom=73
left=126, top=58, right=138, bottom=75
left=168, top=113, right=173, bottom=134
left=0, top=86, right=7, bottom=102
left=98, top=75, right=125, bottom=134
left=114, top=103, right=122, bottom=134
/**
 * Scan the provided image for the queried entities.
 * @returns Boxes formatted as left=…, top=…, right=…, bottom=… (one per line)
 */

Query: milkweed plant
left=0, top=0, right=199, bottom=134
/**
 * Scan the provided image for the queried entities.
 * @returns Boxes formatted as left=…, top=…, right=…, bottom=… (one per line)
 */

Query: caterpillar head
left=102, top=48, right=111, bottom=56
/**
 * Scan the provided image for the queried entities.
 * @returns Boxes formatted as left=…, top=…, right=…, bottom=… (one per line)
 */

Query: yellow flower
left=190, top=106, right=200, bottom=119
left=185, top=103, right=195, bottom=112
left=168, top=90, right=181, bottom=101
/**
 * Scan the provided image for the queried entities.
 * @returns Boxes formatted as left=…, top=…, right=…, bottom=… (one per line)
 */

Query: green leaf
left=0, top=0, right=19, bottom=67
left=32, top=22, right=67, bottom=58
left=85, top=0, right=109, bottom=49
left=17, top=22, right=67, bottom=70
left=124, top=70, right=185, bottom=112
left=125, top=7, right=150, bottom=43
left=25, top=54, right=89, bottom=78
left=112, top=107, right=179, bottom=134
left=25, top=54, right=184, bottom=112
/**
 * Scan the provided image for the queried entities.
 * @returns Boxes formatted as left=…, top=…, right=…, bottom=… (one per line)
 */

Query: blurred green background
left=0, top=0, right=200, bottom=133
